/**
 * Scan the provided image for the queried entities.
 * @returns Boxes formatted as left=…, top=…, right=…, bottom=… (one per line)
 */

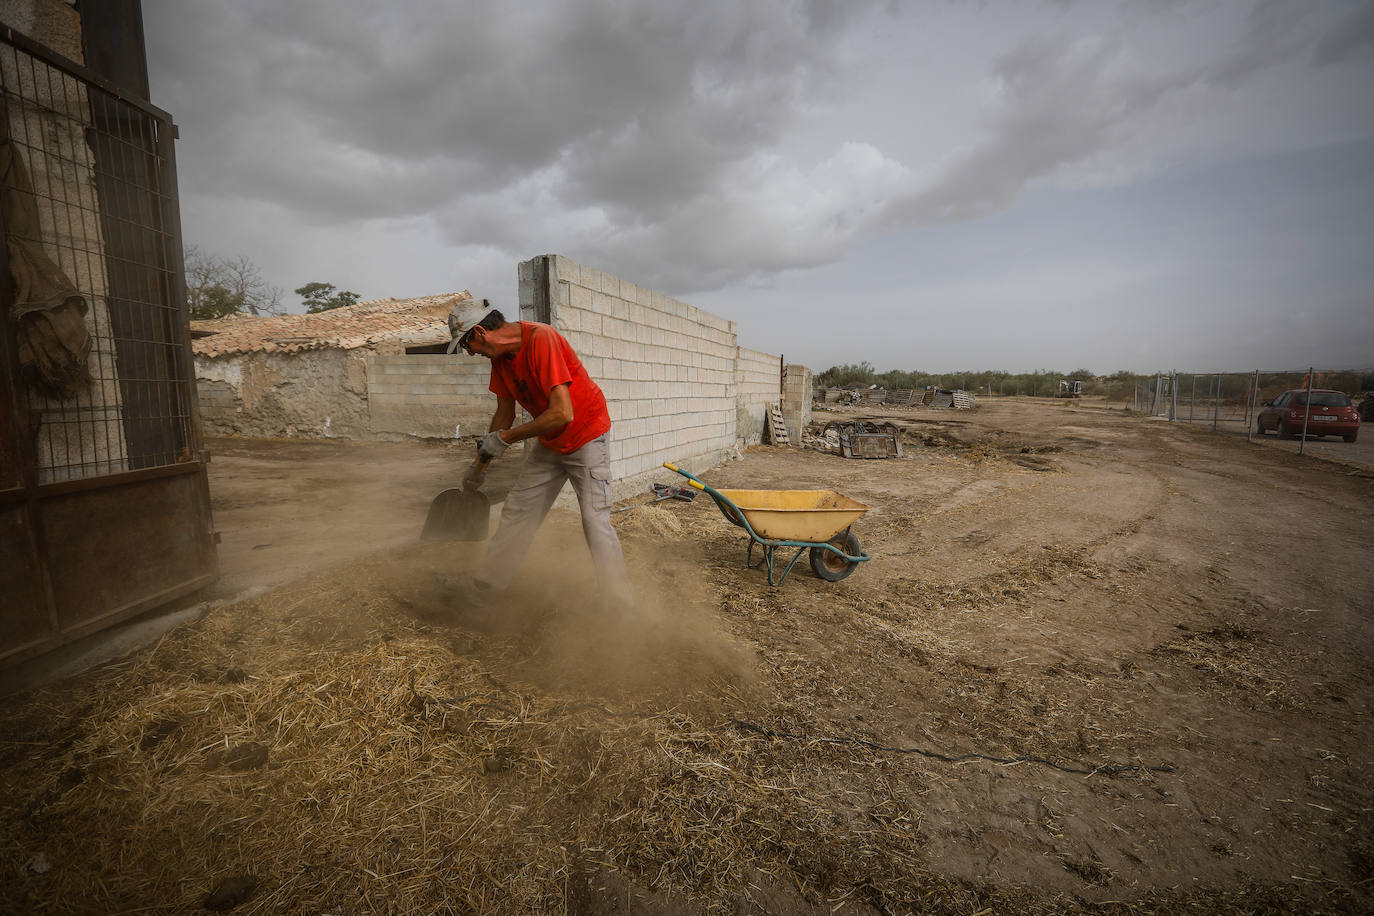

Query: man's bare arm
left=495, top=384, right=573, bottom=443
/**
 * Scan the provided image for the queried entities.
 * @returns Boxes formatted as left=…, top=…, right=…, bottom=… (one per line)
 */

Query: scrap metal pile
left=814, top=420, right=904, bottom=459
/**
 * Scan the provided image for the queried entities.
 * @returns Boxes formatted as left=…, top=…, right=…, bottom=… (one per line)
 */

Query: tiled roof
left=191, top=292, right=471, bottom=358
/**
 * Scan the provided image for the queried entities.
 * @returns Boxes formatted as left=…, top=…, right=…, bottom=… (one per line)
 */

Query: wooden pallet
left=767, top=404, right=790, bottom=445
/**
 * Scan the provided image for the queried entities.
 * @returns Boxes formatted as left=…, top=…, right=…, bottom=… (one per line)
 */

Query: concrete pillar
left=782, top=363, right=812, bottom=443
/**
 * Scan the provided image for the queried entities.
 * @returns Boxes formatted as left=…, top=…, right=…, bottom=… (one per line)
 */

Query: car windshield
left=1293, top=392, right=1350, bottom=407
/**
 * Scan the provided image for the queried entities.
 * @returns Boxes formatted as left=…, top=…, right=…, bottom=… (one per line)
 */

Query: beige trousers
left=477, top=433, right=630, bottom=606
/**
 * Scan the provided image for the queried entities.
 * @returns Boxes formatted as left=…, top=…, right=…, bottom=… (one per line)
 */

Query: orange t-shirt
left=488, top=322, right=611, bottom=454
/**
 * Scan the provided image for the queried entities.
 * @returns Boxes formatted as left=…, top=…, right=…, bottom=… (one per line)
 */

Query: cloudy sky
left=142, top=0, right=1374, bottom=374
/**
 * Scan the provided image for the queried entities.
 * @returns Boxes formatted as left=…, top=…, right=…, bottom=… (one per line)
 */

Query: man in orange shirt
left=442, top=297, right=630, bottom=615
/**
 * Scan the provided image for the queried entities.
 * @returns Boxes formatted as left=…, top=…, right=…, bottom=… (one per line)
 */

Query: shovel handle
left=466, top=454, right=492, bottom=487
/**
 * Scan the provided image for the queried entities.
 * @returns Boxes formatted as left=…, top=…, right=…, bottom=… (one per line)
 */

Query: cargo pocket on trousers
left=589, top=467, right=613, bottom=512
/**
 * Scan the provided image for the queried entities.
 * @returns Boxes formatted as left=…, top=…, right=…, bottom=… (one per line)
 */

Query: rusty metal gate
left=0, top=27, right=216, bottom=667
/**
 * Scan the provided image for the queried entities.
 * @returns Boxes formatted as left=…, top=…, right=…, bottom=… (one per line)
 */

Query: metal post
left=1212, top=375, right=1220, bottom=431
left=1170, top=372, right=1178, bottom=421
left=1247, top=370, right=1259, bottom=441
left=1299, top=367, right=1314, bottom=456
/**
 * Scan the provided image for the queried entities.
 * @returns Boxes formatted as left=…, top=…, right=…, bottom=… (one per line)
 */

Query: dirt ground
left=2, top=398, right=1371, bottom=914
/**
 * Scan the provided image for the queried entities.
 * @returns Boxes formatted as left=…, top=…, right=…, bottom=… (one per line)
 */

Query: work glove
left=478, top=430, right=510, bottom=461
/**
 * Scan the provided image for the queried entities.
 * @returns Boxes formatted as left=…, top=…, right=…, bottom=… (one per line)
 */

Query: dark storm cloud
left=1312, top=1, right=1374, bottom=66
left=146, top=0, right=875, bottom=227
left=893, top=0, right=1368, bottom=232
left=144, top=0, right=1374, bottom=299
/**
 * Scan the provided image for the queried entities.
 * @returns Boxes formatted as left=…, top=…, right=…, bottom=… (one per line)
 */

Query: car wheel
left=1344, top=431, right=1358, bottom=443
left=1276, top=421, right=1291, bottom=440
left=809, top=530, right=862, bottom=582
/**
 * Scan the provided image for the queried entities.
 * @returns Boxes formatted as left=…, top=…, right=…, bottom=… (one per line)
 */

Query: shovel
left=421, top=455, right=492, bottom=541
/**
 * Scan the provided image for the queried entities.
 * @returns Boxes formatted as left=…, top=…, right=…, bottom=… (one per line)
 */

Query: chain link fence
left=1134, top=368, right=1371, bottom=465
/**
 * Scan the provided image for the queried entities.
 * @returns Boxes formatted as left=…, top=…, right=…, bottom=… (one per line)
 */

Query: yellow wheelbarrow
left=664, top=463, right=871, bottom=586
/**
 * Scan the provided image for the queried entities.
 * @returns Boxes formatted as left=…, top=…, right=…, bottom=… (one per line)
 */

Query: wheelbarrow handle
left=662, top=462, right=706, bottom=491
left=664, top=462, right=753, bottom=531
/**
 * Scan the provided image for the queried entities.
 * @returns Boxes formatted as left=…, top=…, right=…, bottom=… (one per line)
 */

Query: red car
left=1256, top=389, right=1360, bottom=442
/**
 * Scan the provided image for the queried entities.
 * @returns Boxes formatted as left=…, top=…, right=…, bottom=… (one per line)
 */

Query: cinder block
left=570, top=282, right=594, bottom=312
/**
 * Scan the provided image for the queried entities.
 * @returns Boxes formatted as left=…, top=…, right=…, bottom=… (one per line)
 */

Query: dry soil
left=1, top=399, right=1370, bottom=914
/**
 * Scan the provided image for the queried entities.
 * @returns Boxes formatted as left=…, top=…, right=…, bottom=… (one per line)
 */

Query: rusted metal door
left=0, top=28, right=217, bottom=667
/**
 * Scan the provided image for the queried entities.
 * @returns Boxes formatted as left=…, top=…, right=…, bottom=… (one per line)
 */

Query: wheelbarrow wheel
left=810, top=531, right=862, bottom=582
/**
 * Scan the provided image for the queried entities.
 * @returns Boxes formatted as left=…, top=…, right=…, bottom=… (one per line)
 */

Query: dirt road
left=2, top=400, right=1369, bottom=914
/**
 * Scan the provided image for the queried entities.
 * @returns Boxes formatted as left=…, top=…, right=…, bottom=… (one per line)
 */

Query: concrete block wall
left=532, top=256, right=741, bottom=490
left=782, top=364, right=813, bottom=443
left=736, top=347, right=780, bottom=446
left=367, top=354, right=491, bottom=439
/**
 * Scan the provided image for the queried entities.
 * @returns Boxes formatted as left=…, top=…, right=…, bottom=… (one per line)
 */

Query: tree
left=816, top=361, right=876, bottom=388
left=296, top=282, right=361, bottom=314
left=191, top=284, right=245, bottom=320
left=184, top=245, right=282, bottom=318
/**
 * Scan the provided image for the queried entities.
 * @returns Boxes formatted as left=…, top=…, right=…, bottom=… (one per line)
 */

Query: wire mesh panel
left=1, top=36, right=191, bottom=484
left=1168, top=372, right=1258, bottom=436
left=1, top=28, right=216, bottom=667
left=1132, top=369, right=1370, bottom=467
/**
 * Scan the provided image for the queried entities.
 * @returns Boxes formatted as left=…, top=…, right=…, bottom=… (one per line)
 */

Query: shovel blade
left=421, top=487, right=490, bottom=541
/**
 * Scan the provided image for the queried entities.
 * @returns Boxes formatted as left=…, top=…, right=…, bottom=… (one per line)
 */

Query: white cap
left=446, top=297, right=498, bottom=354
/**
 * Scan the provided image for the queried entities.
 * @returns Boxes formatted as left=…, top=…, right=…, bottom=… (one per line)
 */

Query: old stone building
left=191, top=293, right=493, bottom=440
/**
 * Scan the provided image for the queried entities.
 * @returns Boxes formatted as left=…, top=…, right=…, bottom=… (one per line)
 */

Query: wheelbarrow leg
left=769, top=546, right=809, bottom=586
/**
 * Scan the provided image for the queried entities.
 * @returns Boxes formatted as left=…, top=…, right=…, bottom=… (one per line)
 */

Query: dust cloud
left=397, top=506, right=757, bottom=703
